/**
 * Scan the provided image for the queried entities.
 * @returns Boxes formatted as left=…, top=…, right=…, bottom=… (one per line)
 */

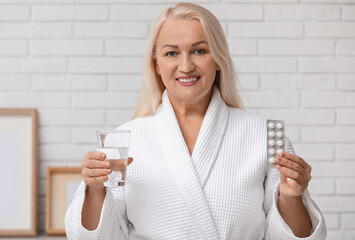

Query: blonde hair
left=132, top=2, right=244, bottom=119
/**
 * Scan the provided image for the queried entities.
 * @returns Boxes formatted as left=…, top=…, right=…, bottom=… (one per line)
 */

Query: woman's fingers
left=276, top=164, right=307, bottom=187
left=277, top=153, right=313, bottom=198
left=82, top=159, right=110, bottom=169
left=82, top=164, right=110, bottom=187
left=82, top=168, right=111, bottom=177
left=82, top=151, right=108, bottom=188
left=280, top=152, right=311, bottom=172
left=276, top=157, right=307, bottom=178
left=81, top=151, right=134, bottom=187
left=277, top=154, right=312, bottom=182
left=82, top=157, right=133, bottom=172
left=85, top=151, right=106, bottom=160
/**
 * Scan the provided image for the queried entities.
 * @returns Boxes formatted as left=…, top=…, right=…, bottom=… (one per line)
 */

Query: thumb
left=128, top=157, right=133, bottom=165
left=278, top=166, right=288, bottom=184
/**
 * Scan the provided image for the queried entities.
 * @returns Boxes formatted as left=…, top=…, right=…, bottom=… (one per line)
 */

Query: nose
left=178, top=53, right=195, bottom=73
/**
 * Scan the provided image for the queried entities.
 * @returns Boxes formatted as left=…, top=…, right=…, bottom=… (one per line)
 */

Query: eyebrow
left=162, top=40, right=208, bottom=49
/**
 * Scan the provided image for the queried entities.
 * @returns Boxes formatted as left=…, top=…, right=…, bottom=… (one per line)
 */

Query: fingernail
left=101, top=154, right=106, bottom=158
left=276, top=158, right=281, bottom=163
left=106, top=169, right=111, bottom=173
left=106, top=162, right=110, bottom=167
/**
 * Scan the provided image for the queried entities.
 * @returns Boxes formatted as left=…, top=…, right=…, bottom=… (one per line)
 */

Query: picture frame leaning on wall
left=0, top=109, right=38, bottom=237
left=46, top=167, right=82, bottom=236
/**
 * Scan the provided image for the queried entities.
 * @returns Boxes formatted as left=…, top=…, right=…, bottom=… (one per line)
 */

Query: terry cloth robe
left=65, top=87, right=327, bottom=240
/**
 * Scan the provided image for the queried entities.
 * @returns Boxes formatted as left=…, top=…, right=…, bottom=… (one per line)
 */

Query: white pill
left=268, top=131, right=276, bottom=137
left=276, top=122, right=283, bottom=129
left=277, top=140, right=284, bottom=147
left=276, top=131, right=283, bottom=138
left=277, top=149, right=283, bottom=155
left=268, top=157, right=276, bottom=163
left=268, top=148, right=276, bottom=155
left=268, top=122, right=275, bottom=129
left=268, top=140, right=276, bottom=146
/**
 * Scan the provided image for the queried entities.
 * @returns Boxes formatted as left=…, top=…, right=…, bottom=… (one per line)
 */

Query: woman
left=65, top=3, right=326, bottom=239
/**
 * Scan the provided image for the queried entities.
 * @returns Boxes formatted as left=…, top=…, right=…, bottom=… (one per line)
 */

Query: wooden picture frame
left=46, top=167, right=82, bottom=235
left=0, top=109, right=38, bottom=237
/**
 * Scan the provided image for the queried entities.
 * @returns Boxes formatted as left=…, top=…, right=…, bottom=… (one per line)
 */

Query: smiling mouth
left=176, top=76, right=200, bottom=83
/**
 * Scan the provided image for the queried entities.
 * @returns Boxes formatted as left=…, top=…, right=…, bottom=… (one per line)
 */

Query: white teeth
left=178, top=77, right=198, bottom=83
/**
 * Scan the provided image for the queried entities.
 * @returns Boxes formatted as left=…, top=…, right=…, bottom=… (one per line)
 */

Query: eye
left=166, top=51, right=177, bottom=57
left=194, top=49, right=205, bottom=55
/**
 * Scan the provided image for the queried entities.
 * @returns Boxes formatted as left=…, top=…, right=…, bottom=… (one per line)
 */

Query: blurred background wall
left=0, top=0, right=354, bottom=238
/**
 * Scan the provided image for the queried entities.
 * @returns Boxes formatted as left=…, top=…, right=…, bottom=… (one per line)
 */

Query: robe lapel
left=191, top=87, right=229, bottom=188
left=155, top=87, right=222, bottom=240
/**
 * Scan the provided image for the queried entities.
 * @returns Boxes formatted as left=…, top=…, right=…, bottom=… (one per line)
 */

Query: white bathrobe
left=65, top=87, right=326, bottom=240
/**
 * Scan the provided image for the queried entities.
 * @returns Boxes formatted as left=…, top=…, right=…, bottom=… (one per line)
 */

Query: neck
left=168, top=89, right=213, bottom=119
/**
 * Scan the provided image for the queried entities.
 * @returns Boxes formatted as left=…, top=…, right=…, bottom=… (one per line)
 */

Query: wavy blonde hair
left=132, top=2, right=244, bottom=119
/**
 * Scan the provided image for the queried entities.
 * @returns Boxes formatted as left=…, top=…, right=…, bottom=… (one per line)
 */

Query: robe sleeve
left=263, top=136, right=327, bottom=240
left=65, top=181, right=129, bottom=240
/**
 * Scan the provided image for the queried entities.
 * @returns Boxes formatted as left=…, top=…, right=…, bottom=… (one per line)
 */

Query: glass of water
left=96, top=130, right=130, bottom=187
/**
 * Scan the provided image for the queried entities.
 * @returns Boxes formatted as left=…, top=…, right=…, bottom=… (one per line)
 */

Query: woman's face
left=155, top=18, right=220, bottom=105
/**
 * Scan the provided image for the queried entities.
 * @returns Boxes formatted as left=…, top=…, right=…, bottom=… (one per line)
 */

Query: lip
left=176, top=75, right=199, bottom=80
left=176, top=76, right=200, bottom=87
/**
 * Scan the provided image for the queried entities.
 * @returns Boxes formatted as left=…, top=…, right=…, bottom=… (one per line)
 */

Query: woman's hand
left=81, top=151, right=133, bottom=191
left=276, top=152, right=312, bottom=199
left=81, top=151, right=111, bottom=191
left=276, top=152, right=313, bottom=237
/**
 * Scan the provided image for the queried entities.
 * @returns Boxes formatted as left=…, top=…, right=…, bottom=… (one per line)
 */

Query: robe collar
left=155, top=86, right=229, bottom=239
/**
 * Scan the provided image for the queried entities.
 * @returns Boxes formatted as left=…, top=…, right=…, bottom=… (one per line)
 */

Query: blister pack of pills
left=267, top=119, right=285, bottom=164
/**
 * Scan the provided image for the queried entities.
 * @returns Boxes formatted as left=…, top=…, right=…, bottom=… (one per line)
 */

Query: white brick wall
left=30, top=40, right=104, bottom=56
left=0, top=0, right=354, bottom=238
left=0, top=40, right=27, bottom=55
left=264, top=4, right=340, bottom=20
left=32, top=6, right=109, bottom=21
left=0, top=6, right=30, bottom=21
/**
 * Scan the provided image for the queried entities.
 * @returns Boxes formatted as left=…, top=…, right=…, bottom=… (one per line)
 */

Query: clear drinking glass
left=96, top=130, right=130, bottom=187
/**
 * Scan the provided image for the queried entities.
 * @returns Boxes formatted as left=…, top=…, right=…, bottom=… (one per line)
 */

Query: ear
left=216, top=65, right=221, bottom=71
